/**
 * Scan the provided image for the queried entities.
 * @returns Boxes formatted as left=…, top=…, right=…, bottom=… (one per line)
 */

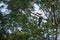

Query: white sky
left=0, top=2, right=11, bottom=15
left=32, top=3, right=47, bottom=23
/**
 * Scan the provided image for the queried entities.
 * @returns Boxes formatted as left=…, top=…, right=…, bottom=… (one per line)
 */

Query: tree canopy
left=0, top=0, right=60, bottom=40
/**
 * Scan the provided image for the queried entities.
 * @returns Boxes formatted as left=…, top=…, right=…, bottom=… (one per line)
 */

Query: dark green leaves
left=8, top=0, right=32, bottom=11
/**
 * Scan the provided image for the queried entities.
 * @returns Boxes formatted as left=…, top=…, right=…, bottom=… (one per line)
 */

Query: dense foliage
left=0, top=0, right=60, bottom=40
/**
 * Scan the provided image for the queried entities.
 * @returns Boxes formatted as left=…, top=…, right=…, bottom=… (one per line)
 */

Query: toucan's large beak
left=36, top=12, right=42, bottom=15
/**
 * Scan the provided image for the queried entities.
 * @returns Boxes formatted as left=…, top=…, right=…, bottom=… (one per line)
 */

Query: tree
left=0, top=0, right=60, bottom=40
left=40, top=0, right=60, bottom=40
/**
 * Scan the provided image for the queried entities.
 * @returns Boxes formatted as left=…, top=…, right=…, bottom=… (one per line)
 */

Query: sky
left=0, top=2, right=11, bottom=15
left=32, top=3, right=47, bottom=23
